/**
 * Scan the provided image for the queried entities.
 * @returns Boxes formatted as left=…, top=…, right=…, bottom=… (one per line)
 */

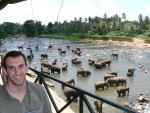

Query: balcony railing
left=29, top=68, right=137, bottom=113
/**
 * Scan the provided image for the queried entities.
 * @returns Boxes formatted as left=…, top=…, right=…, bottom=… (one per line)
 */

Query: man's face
left=4, top=56, right=28, bottom=86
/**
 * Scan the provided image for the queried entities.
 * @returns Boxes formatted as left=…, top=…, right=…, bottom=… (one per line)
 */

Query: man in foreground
left=0, top=50, right=52, bottom=113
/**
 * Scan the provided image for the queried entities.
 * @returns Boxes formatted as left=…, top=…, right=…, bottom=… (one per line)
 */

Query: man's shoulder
left=27, top=81, right=45, bottom=92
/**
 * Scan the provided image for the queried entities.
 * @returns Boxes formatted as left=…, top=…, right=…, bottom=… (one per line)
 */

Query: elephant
left=62, top=63, right=68, bottom=71
left=76, top=47, right=81, bottom=51
left=100, top=61, right=106, bottom=67
left=41, top=62, right=52, bottom=70
left=117, top=86, right=129, bottom=96
left=94, top=99, right=103, bottom=113
left=93, top=61, right=102, bottom=69
left=88, top=59, right=95, bottom=65
left=60, top=50, right=66, bottom=55
left=111, top=53, right=118, bottom=58
left=106, top=77, right=127, bottom=86
left=51, top=65, right=61, bottom=74
left=127, top=67, right=135, bottom=76
left=48, top=45, right=53, bottom=49
left=103, top=59, right=112, bottom=66
left=71, top=58, right=77, bottom=63
left=27, top=54, right=34, bottom=59
left=41, top=54, right=48, bottom=59
left=95, top=81, right=108, bottom=90
left=76, top=51, right=81, bottom=56
left=35, top=45, right=38, bottom=50
left=72, top=49, right=77, bottom=54
left=62, top=78, right=75, bottom=89
left=118, top=77, right=127, bottom=86
left=64, top=87, right=79, bottom=101
left=72, top=60, right=82, bottom=65
left=104, top=74, right=117, bottom=81
left=18, top=46, right=23, bottom=51
left=77, top=68, right=91, bottom=77
left=106, top=71, right=117, bottom=76
left=66, top=45, right=70, bottom=49
left=52, top=59, right=57, bottom=65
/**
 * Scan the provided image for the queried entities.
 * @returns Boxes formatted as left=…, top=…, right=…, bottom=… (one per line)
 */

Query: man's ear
left=2, top=67, right=7, bottom=76
left=1, top=67, right=8, bottom=82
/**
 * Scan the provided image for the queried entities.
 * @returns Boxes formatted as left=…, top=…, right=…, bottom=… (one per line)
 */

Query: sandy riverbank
left=83, top=38, right=150, bottom=48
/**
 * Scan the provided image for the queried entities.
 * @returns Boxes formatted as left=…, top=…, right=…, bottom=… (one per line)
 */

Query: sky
left=1, top=0, right=150, bottom=25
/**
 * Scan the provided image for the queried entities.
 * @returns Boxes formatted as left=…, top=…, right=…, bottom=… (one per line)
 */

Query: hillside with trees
left=1, top=13, right=150, bottom=40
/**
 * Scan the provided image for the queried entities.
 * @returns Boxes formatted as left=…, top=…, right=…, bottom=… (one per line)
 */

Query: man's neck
left=6, top=82, right=27, bottom=102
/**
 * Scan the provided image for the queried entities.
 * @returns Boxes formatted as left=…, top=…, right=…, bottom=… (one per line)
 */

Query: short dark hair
left=1, top=50, right=27, bottom=69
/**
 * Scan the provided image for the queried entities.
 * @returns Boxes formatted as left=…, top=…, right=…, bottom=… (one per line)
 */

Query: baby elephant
left=62, top=78, right=75, bottom=89
left=94, top=99, right=103, bottom=113
left=117, top=86, right=129, bottom=96
left=64, top=87, right=79, bottom=101
left=95, top=81, right=108, bottom=90
left=127, top=67, right=135, bottom=76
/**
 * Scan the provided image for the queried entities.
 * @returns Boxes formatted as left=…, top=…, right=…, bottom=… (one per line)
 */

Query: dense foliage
left=1, top=13, right=150, bottom=40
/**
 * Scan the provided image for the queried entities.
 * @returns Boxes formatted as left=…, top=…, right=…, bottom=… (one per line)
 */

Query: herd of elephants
left=1, top=37, right=150, bottom=113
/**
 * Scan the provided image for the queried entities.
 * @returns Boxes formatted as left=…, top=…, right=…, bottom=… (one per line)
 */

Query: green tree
left=2, top=22, right=15, bottom=35
left=0, top=25, right=7, bottom=39
left=35, top=21, right=43, bottom=36
left=23, top=20, right=35, bottom=37
left=47, top=22, right=54, bottom=34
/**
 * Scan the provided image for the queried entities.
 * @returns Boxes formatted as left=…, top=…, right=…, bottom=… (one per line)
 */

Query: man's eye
left=19, top=65, right=24, bottom=69
left=8, top=67, right=14, bottom=70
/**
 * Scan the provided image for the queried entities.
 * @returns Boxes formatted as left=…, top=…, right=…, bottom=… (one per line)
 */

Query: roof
left=0, top=0, right=26, bottom=10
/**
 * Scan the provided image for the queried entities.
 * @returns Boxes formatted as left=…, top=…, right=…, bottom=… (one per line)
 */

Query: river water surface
left=1, top=37, right=150, bottom=113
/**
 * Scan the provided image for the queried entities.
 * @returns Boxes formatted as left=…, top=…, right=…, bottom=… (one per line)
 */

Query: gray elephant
left=51, top=65, right=61, bottom=74
left=52, top=59, right=57, bottom=65
left=93, top=62, right=102, bottom=69
left=62, top=78, right=75, bottom=89
left=27, top=54, right=34, bottom=60
left=100, top=61, right=106, bottom=68
left=103, top=59, right=112, bottom=66
left=95, top=81, right=108, bottom=90
left=77, top=68, right=91, bottom=76
left=76, top=47, right=81, bottom=51
left=60, top=50, right=66, bottom=55
left=41, top=54, right=48, bottom=59
left=71, top=58, right=77, bottom=63
left=106, top=71, right=117, bottom=76
left=18, top=46, right=23, bottom=51
left=94, top=99, right=103, bottom=113
left=106, top=77, right=127, bottom=86
left=66, top=45, right=70, bottom=49
left=127, top=67, right=135, bottom=76
left=64, top=87, right=79, bottom=101
left=41, top=62, right=52, bottom=69
left=88, top=59, right=95, bottom=65
left=72, top=60, right=82, bottom=65
left=62, top=63, right=68, bottom=71
left=104, top=74, right=117, bottom=81
left=111, top=53, right=118, bottom=58
left=117, top=86, right=129, bottom=96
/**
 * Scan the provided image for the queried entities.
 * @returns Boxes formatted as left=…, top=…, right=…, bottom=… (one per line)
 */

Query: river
left=1, top=37, right=150, bottom=113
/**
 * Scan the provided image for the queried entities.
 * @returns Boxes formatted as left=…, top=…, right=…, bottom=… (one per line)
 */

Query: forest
left=1, top=13, right=150, bottom=40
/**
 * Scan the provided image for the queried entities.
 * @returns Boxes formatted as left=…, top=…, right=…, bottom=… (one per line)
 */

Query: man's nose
left=15, top=68, right=20, bottom=75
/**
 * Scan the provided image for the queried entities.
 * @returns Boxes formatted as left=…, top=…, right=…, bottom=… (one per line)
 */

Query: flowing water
left=1, top=37, right=150, bottom=113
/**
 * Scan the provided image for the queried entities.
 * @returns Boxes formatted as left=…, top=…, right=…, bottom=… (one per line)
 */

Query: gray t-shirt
left=0, top=81, right=52, bottom=113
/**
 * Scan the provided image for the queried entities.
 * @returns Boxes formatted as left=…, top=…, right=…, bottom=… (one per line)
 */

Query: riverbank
left=81, top=38, right=150, bottom=48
